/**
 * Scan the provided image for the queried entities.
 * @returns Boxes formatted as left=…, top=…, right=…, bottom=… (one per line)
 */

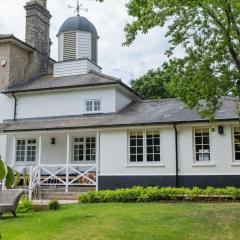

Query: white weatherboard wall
left=99, top=128, right=176, bottom=176
left=53, top=59, right=101, bottom=77
left=178, top=124, right=240, bottom=175
left=16, top=87, right=116, bottom=118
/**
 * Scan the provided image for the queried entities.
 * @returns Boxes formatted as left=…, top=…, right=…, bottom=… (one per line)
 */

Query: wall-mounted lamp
left=51, top=137, right=56, bottom=145
left=218, top=126, right=224, bottom=135
left=1, top=60, right=7, bottom=67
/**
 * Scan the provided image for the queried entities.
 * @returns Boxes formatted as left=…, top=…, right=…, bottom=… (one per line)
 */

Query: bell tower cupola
left=53, top=1, right=101, bottom=78
left=57, top=15, right=98, bottom=63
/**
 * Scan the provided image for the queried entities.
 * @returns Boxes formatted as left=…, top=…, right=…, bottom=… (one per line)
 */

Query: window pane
left=154, top=138, right=160, bottom=145
left=235, top=152, right=240, bottom=161
left=147, top=155, right=153, bottom=162
left=137, top=139, right=143, bottom=146
left=146, top=131, right=160, bottom=162
left=130, top=139, right=136, bottom=145
left=130, top=155, right=136, bottom=162
left=137, top=155, right=143, bottom=162
left=203, top=137, right=209, bottom=144
left=154, top=146, right=160, bottom=154
left=147, top=138, right=153, bottom=145
left=147, top=146, right=153, bottom=154
left=235, top=144, right=240, bottom=151
left=130, top=147, right=136, bottom=154
left=154, top=154, right=160, bottom=162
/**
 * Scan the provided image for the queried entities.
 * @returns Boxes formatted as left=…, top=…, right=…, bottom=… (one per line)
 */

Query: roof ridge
left=141, top=98, right=179, bottom=103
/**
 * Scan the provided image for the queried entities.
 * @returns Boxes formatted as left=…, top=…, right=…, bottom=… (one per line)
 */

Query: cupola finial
left=68, top=0, right=88, bottom=16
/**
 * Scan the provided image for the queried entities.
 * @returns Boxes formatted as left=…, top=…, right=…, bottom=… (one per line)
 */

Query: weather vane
left=68, top=0, right=88, bottom=16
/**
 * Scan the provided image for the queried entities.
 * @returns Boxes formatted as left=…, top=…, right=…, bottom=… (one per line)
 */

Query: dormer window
left=85, top=99, right=101, bottom=113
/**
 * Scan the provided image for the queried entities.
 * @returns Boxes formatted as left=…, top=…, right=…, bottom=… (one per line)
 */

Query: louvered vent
left=63, top=32, right=77, bottom=61
left=91, top=35, right=97, bottom=63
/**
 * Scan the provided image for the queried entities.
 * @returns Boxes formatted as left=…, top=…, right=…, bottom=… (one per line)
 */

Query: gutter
left=174, top=124, right=179, bottom=188
left=11, top=93, right=17, bottom=121
left=2, top=118, right=240, bottom=133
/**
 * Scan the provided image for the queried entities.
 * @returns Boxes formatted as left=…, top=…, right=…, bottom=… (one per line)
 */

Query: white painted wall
left=0, top=94, right=14, bottom=122
left=4, top=123, right=240, bottom=177
left=115, top=89, right=132, bottom=112
left=178, top=124, right=240, bottom=175
left=99, top=128, right=176, bottom=176
left=0, top=93, right=14, bottom=162
left=16, top=87, right=116, bottom=118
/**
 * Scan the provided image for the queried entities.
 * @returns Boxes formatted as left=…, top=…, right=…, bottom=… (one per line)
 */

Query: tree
left=97, top=0, right=240, bottom=119
left=130, top=64, right=174, bottom=99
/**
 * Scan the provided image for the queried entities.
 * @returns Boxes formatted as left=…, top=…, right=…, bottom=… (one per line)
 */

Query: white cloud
left=0, top=0, right=182, bottom=84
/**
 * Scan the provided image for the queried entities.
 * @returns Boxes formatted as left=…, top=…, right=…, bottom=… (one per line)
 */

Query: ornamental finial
left=68, top=0, right=88, bottom=16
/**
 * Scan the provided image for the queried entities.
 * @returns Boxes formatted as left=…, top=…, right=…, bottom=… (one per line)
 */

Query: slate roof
left=1, top=98, right=239, bottom=132
left=2, top=71, right=122, bottom=93
left=0, top=34, right=35, bottom=52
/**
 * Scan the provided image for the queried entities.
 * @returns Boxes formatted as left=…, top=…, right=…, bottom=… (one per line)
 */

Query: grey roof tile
left=1, top=98, right=239, bottom=132
left=3, top=71, right=120, bottom=93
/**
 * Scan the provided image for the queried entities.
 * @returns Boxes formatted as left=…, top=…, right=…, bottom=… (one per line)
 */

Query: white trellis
left=29, top=164, right=97, bottom=199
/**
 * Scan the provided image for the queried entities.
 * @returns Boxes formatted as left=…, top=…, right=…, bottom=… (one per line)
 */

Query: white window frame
left=232, top=126, right=240, bottom=162
left=193, top=128, right=211, bottom=163
left=128, top=129, right=161, bottom=165
left=72, top=136, right=96, bottom=163
left=84, top=99, right=102, bottom=113
left=15, top=138, right=38, bottom=165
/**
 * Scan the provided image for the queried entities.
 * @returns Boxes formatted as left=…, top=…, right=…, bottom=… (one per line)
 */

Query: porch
left=5, top=131, right=100, bottom=199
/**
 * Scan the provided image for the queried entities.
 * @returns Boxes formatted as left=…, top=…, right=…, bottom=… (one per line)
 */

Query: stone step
left=40, top=192, right=81, bottom=200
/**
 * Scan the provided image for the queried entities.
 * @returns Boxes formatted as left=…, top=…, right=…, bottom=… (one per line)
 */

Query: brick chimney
left=25, top=0, right=51, bottom=80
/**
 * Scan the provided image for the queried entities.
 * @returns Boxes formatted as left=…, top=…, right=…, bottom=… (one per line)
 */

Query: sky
left=0, top=0, right=182, bottom=84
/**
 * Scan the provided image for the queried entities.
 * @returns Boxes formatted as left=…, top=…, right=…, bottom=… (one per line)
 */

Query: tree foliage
left=97, top=0, right=240, bottom=118
left=130, top=64, right=174, bottom=99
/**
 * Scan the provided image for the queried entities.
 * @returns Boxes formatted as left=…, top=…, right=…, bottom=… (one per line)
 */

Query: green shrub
left=48, top=200, right=60, bottom=210
left=13, top=171, right=21, bottom=188
left=78, top=186, right=240, bottom=203
left=17, top=197, right=33, bottom=213
left=5, top=166, right=15, bottom=189
left=0, top=159, right=6, bottom=181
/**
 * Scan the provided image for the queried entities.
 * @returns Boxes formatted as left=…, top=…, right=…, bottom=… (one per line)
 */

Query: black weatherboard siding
left=98, top=175, right=240, bottom=190
left=98, top=176, right=176, bottom=190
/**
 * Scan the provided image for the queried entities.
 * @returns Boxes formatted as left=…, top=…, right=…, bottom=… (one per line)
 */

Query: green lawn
left=1, top=203, right=240, bottom=240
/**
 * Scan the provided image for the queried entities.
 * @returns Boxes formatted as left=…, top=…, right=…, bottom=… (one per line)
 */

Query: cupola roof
left=57, top=16, right=98, bottom=37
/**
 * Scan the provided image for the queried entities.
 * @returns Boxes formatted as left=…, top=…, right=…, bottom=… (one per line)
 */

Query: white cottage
left=0, top=0, right=240, bottom=198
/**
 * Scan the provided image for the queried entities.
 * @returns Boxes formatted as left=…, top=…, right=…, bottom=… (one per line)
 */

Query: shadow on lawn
left=0, top=213, right=31, bottom=221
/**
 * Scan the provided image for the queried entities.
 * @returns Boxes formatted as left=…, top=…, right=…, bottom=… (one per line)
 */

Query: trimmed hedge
left=5, top=166, right=15, bottom=189
left=78, top=186, right=240, bottom=203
